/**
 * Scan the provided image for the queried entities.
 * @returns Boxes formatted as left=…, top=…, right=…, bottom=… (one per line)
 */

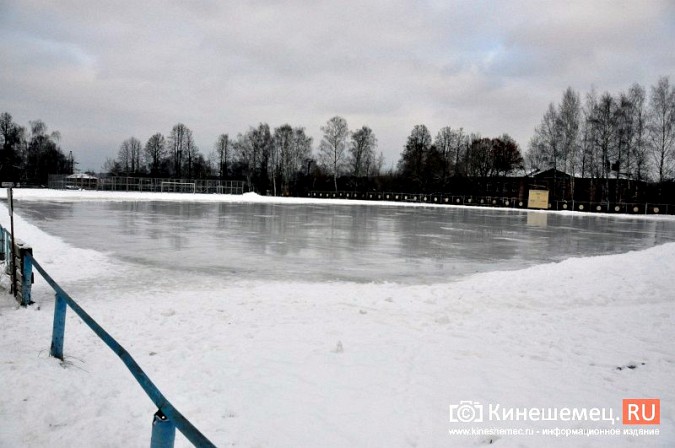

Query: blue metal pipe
left=50, top=293, right=66, bottom=359
left=29, top=254, right=216, bottom=447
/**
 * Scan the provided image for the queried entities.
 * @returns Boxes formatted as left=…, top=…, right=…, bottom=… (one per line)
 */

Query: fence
left=0, top=225, right=33, bottom=306
left=48, top=174, right=246, bottom=195
left=310, top=191, right=522, bottom=208
left=308, top=191, right=675, bottom=215
left=0, top=223, right=216, bottom=447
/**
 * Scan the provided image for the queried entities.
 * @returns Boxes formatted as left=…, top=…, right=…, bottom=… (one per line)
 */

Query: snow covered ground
left=0, top=189, right=673, bottom=447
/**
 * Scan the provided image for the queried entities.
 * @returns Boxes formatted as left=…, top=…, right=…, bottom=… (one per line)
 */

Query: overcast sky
left=2, top=0, right=674, bottom=172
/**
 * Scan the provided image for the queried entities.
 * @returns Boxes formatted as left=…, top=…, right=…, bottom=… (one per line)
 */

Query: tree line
left=0, top=113, right=74, bottom=185
left=528, top=76, right=675, bottom=201
left=395, top=125, right=524, bottom=192
left=106, top=116, right=524, bottom=195
left=105, top=118, right=385, bottom=195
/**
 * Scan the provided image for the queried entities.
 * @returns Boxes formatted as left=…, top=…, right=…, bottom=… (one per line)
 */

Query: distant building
left=65, top=173, right=98, bottom=190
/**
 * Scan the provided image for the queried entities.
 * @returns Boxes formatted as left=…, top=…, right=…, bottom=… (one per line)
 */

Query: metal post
left=21, top=250, right=32, bottom=306
left=150, top=410, right=176, bottom=448
left=50, top=293, right=67, bottom=359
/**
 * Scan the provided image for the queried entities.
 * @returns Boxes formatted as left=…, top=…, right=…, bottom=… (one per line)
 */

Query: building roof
left=66, top=173, right=98, bottom=180
left=530, top=168, right=571, bottom=179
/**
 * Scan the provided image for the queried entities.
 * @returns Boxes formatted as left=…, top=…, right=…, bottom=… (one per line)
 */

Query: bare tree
left=233, top=132, right=255, bottom=189
left=183, top=129, right=199, bottom=178
left=0, top=112, right=25, bottom=179
left=434, top=127, right=454, bottom=185
left=214, top=134, right=230, bottom=180
left=557, top=87, right=581, bottom=198
left=270, top=124, right=310, bottom=195
left=579, top=88, right=600, bottom=179
left=319, top=116, right=349, bottom=191
left=647, top=76, right=675, bottom=182
left=529, top=102, right=566, bottom=198
left=398, top=124, right=432, bottom=190
left=466, top=136, right=493, bottom=178
left=529, top=103, right=561, bottom=171
left=169, top=123, right=189, bottom=178
left=628, top=84, right=649, bottom=181
left=144, top=133, right=165, bottom=176
left=492, top=134, right=523, bottom=177
left=373, top=151, right=385, bottom=176
left=526, top=134, right=548, bottom=172
left=453, top=128, right=469, bottom=176
left=118, top=137, right=142, bottom=175
left=249, top=123, right=273, bottom=192
left=590, top=93, right=618, bottom=202
left=350, top=126, right=377, bottom=179
left=291, top=127, right=313, bottom=186
left=613, top=92, right=636, bottom=201
left=558, top=88, right=581, bottom=175
left=272, top=124, right=293, bottom=196
left=102, top=157, right=121, bottom=175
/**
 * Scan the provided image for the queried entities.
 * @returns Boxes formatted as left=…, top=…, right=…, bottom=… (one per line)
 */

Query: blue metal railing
left=7, top=245, right=217, bottom=447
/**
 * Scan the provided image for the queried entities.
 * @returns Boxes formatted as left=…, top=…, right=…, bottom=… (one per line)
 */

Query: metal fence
left=310, top=191, right=523, bottom=208
left=48, top=174, right=246, bottom=195
left=2, top=223, right=216, bottom=447
left=308, top=191, right=675, bottom=215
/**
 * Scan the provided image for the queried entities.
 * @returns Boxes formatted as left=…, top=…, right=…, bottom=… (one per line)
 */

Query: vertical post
left=50, top=293, right=67, bottom=360
left=0, top=226, right=5, bottom=261
left=8, top=187, right=17, bottom=298
left=20, top=249, right=33, bottom=306
left=150, top=410, right=176, bottom=448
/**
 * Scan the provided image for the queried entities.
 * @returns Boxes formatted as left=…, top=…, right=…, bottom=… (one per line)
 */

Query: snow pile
left=0, top=193, right=673, bottom=447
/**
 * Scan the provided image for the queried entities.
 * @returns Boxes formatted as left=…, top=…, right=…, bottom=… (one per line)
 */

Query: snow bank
left=0, top=194, right=673, bottom=447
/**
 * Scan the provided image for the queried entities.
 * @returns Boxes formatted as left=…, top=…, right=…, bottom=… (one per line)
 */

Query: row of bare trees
left=0, top=113, right=73, bottom=184
left=316, top=116, right=383, bottom=191
left=528, top=76, right=675, bottom=201
left=107, top=117, right=384, bottom=195
left=396, top=124, right=524, bottom=191
left=227, top=123, right=313, bottom=195
left=107, top=123, right=208, bottom=179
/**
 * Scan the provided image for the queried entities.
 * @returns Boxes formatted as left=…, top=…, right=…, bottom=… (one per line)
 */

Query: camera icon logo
left=449, top=401, right=484, bottom=423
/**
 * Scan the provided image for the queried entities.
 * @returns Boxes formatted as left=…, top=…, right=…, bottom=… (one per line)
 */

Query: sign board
left=528, top=189, right=549, bottom=209
left=2, top=182, right=14, bottom=187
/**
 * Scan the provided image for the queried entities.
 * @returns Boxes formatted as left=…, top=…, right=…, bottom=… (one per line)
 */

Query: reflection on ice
left=527, top=212, right=548, bottom=227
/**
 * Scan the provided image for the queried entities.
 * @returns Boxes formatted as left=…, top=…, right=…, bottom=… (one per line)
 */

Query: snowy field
left=0, top=189, right=673, bottom=447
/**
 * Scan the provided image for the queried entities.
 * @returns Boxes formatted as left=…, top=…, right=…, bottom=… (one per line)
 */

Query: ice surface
left=14, top=198, right=675, bottom=284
